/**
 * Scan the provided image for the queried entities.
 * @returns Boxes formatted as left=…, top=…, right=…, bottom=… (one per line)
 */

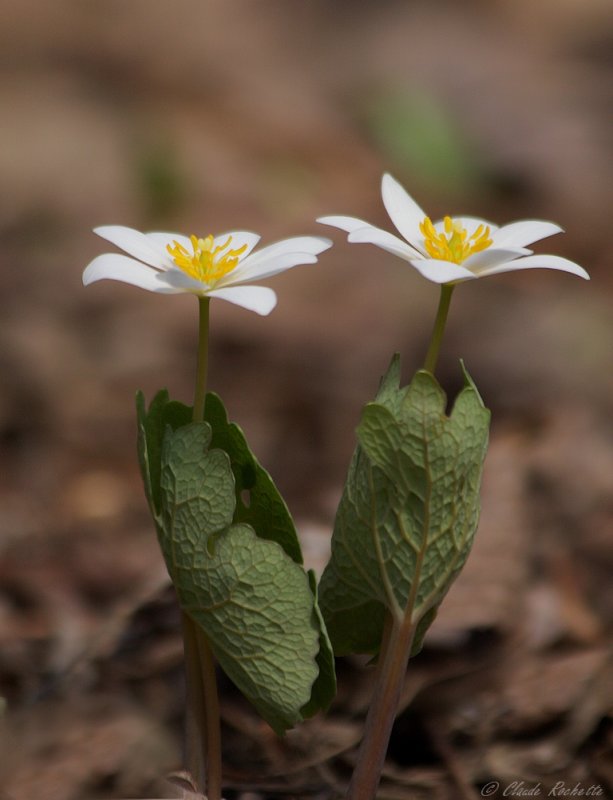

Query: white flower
left=83, top=226, right=332, bottom=315
left=318, top=174, right=589, bottom=284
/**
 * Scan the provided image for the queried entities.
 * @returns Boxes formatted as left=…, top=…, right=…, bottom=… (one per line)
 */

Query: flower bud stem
left=424, top=284, right=455, bottom=374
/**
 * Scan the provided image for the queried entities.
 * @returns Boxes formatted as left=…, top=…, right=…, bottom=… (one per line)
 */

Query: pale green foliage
left=319, top=357, right=490, bottom=656
left=137, top=390, right=335, bottom=734
left=364, top=90, right=484, bottom=195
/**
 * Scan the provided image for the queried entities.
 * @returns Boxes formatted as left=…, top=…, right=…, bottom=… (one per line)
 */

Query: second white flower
left=318, top=174, right=589, bottom=284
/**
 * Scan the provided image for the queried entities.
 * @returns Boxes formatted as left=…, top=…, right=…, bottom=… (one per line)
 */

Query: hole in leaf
left=240, top=489, right=251, bottom=508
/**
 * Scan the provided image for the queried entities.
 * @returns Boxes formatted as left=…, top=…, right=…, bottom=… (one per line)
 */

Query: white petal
left=490, top=220, right=562, bottom=249
left=206, top=285, right=278, bottom=315
left=94, top=226, right=171, bottom=269
left=408, top=258, right=476, bottom=284
left=82, top=254, right=183, bottom=293
left=146, top=231, right=192, bottom=254
left=155, top=268, right=209, bottom=293
left=147, top=230, right=261, bottom=261
left=144, top=231, right=192, bottom=253
left=476, top=254, right=590, bottom=280
left=213, top=231, right=261, bottom=258
left=229, top=236, right=331, bottom=282
left=223, top=252, right=318, bottom=285
left=348, top=224, right=423, bottom=259
left=464, top=247, right=532, bottom=273
left=432, top=216, right=498, bottom=236
left=381, top=173, right=429, bottom=249
left=317, top=215, right=373, bottom=234
left=243, top=236, right=331, bottom=265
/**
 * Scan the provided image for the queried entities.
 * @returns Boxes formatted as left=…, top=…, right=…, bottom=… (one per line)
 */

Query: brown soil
left=1, top=2, right=612, bottom=798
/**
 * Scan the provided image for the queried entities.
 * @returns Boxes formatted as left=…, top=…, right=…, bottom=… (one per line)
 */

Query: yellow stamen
left=419, top=216, right=492, bottom=264
left=166, top=234, right=248, bottom=285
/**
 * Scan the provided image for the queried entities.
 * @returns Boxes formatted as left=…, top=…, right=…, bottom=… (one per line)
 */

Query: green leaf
left=300, top=570, right=337, bottom=719
left=136, top=389, right=191, bottom=518
left=319, top=357, right=490, bottom=656
left=204, top=393, right=336, bottom=716
left=204, top=392, right=303, bottom=564
left=159, top=422, right=319, bottom=734
left=136, top=391, right=336, bottom=731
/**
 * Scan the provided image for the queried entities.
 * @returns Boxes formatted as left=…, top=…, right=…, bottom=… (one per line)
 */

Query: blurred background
left=1, top=1, right=612, bottom=798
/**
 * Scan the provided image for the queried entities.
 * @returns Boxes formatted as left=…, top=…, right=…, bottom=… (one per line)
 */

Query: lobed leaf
left=319, top=357, right=490, bottom=656
left=136, top=391, right=335, bottom=732
left=204, top=392, right=303, bottom=564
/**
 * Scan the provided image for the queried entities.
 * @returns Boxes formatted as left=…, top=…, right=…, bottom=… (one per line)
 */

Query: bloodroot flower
left=318, top=174, right=589, bottom=284
left=83, top=226, right=332, bottom=315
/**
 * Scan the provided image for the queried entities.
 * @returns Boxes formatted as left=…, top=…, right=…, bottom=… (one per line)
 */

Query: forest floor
left=1, top=2, right=612, bottom=798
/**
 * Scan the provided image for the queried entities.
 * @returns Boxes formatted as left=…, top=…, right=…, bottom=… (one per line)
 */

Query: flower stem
left=181, top=295, right=222, bottom=800
left=195, top=628, right=222, bottom=800
left=181, top=612, right=206, bottom=789
left=346, top=613, right=417, bottom=800
left=347, top=483, right=431, bottom=798
left=193, top=296, right=211, bottom=423
left=423, top=283, right=455, bottom=374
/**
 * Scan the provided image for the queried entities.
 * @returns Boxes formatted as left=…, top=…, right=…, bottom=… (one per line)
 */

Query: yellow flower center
left=166, top=234, right=247, bottom=284
left=419, top=216, right=492, bottom=264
